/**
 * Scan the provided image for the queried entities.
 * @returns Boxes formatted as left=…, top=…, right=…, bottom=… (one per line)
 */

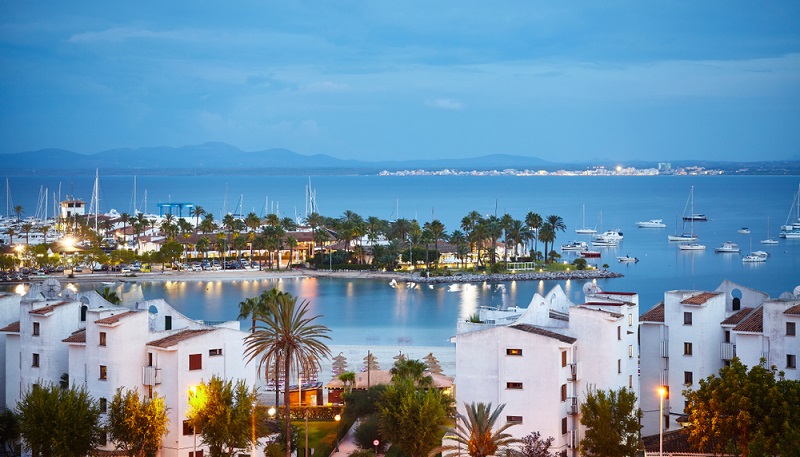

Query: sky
left=1, top=1, right=799, bottom=163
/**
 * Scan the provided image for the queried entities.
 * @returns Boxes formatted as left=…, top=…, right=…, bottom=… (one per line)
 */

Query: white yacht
left=780, top=183, right=800, bottom=239
left=591, top=236, right=619, bottom=247
left=714, top=241, right=740, bottom=253
left=636, top=219, right=666, bottom=228
left=617, top=255, right=639, bottom=263
left=742, top=252, right=767, bottom=263
left=679, top=242, right=706, bottom=251
left=561, top=240, right=588, bottom=251
left=594, top=230, right=623, bottom=241
left=737, top=227, right=750, bottom=235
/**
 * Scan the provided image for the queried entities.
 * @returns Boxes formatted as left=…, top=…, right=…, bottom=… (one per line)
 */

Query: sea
left=2, top=174, right=799, bottom=350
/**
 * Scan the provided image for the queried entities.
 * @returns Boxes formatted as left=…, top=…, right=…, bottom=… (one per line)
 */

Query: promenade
left=330, top=419, right=360, bottom=457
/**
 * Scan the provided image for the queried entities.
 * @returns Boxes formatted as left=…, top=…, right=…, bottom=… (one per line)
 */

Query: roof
left=0, top=321, right=20, bottom=333
left=596, top=291, right=637, bottom=296
left=325, top=369, right=454, bottom=390
left=734, top=307, right=763, bottom=333
left=785, top=304, right=800, bottom=315
left=95, top=311, right=137, bottom=326
left=509, top=323, right=577, bottom=344
left=681, top=292, right=721, bottom=305
left=640, top=303, right=664, bottom=323
left=721, top=307, right=755, bottom=326
left=147, top=329, right=214, bottom=348
left=29, top=301, right=71, bottom=315
left=576, top=306, right=624, bottom=318
left=62, top=329, right=87, bottom=343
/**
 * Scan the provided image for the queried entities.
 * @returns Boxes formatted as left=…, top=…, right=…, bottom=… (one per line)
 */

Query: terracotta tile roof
left=63, top=329, right=86, bottom=343
left=721, top=308, right=755, bottom=326
left=95, top=311, right=137, bottom=325
left=596, top=291, right=637, bottom=296
left=734, top=307, right=763, bottom=333
left=681, top=292, right=721, bottom=305
left=785, top=304, right=800, bottom=315
left=0, top=321, right=20, bottom=333
left=510, top=323, right=577, bottom=344
left=147, top=329, right=213, bottom=348
left=640, top=303, right=665, bottom=323
left=29, top=301, right=70, bottom=315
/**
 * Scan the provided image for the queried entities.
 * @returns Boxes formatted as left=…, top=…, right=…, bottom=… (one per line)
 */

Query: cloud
left=425, top=98, right=464, bottom=110
left=67, top=27, right=197, bottom=43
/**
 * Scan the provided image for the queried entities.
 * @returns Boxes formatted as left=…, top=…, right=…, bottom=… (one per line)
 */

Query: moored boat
left=580, top=250, right=601, bottom=258
left=714, top=241, right=740, bottom=253
left=591, top=236, right=619, bottom=247
left=742, top=252, right=767, bottom=263
left=617, top=255, right=638, bottom=263
left=737, top=227, right=750, bottom=234
left=594, top=229, right=623, bottom=241
left=679, top=242, right=706, bottom=251
left=683, top=214, right=708, bottom=221
left=561, top=240, right=588, bottom=251
left=636, top=219, right=666, bottom=228
left=780, top=183, right=800, bottom=238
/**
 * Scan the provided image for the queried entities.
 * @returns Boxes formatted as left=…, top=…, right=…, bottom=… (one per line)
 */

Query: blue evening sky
left=1, top=1, right=799, bottom=162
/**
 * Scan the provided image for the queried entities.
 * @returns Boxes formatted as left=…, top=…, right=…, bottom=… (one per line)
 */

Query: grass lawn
left=291, top=420, right=340, bottom=456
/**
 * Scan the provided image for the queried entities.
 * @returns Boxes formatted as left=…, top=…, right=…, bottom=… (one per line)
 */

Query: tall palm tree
left=524, top=212, right=543, bottom=258
left=191, top=205, right=206, bottom=232
left=538, top=222, right=556, bottom=263
left=5, top=227, right=16, bottom=246
left=390, top=358, right=433, bottom=387
left=119, top=212, right=131, bottom=246
left=423, top=219, right=446, bottom=267
left=546, top=214, right=567, bottom=250
left=38, top=225, right=50, bottom=245
left=20, top=223, right=33, bottom=245
left=430, top=402, right=520, bottom=457
left=243, top=292, right=331, bottom=457
left=13, top=205, right=23, bottom=222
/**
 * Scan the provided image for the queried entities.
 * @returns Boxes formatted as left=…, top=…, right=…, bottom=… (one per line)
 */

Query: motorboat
left=636, top=219, right=666, bottom=228
left=752, top=250, right=770, bottom=258
left=580, top=250, right=601, bottom=258
left=714, top=241, right=740, bottom=253
left=742, top=252, right=767, bottom=263
left=683, top=214, right=708, bottom=221
left=595, top=230, right=623, bottom=241
left=679, top=242, right=706, bottom=251
left=617, top=255, right=639, bottom=263
left=561, top=241, right=588, bottom=251
left=591, top=236, right=619, bottom=247
left=737, top=228, right=750, bottom=234
left=760, top=238, right=779, bottom=245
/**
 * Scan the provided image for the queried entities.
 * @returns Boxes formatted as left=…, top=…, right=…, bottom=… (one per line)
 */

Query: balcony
left=720, top=343, right=736, bottom=361
left=142, top=365, right=161, bottom=385
left=568, top=362, right=579, bottom=382
left=567, top=396, right=579, bottom=415
left=566, top=430, right=578, bottom=449
left=660, top=340, right=669, bottom=358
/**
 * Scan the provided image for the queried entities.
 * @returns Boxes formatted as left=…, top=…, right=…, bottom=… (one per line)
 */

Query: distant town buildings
left=378, top=164, right=724, bottom=176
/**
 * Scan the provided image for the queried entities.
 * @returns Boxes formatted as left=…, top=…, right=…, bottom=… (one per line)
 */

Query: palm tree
left=448, top=230, right=469, bottom=269
left=21, top=223, right=33, bottom=245
left=5, top=227, right=16, bottom=246
left=524, top=212, right=543, bottom=258
left=390, top=358, right=433, bottom=387
left=243, top=292, right=331, bottom=457
left=13, top=205, right=23, bottom=222
left=285, top=236, right=298, bottom=269
left=304, top=212, right=326, bottom=257
left=423, top=220, right=446, bottom=267
left=546, top=214, right=567, bottom=250
left=430, top=402, right=520, bottom=457
left=191, top=205, right=206, bottom=232
left=38, top=225, right=50, bottom=245
left=97, top=287, right=122, bottom=305
left=337, top=371, right=356, bottom=395
left=538, top=222, right=556, bottom=263
left=119, top=212, right=131, bottom=246
left=196, top=236, right=211, bottom=259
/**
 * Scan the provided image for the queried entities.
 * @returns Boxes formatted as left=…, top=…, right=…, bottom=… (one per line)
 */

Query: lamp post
left=658, top=387, right=665, bottom=456
left=251, top=400, right=257, bottom=457
left=373, top=439, right=379, bottom=456
left=334, top=414, right=341, bottom=452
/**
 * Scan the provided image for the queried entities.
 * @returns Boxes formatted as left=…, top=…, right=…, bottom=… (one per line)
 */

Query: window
left=561, top=350, right=567, bottom=367
left=684, top=371, right=693, bottom=385
left=629, top=345, right=633, bottom=358
left=629, top=374, right=633, bottom=389
left=684, top=342, right=693, bottom=356
left=100, top=365, right=107, bottom=380
left=189, top=451, right=204, bottom=457
left=561, top=417, right=568, bottom=435
left=32, top=322, right=40, bottom=336
left=506, top=348, right=522, bottom=356
left=99, top=332, right=106, bottom=346
left=148, top=352, right=153, bottom=367
left=209, top=348, right=223, bottom=356
left=732, top=297, right=741, bottom=311
left=506, top=382, right=523, bottom=390
left=787, top=354, right=797, bottom=369
left=788, top=322, right=796, bottom=337
left=561, top=384, right=567, bottom=401
left=617, top=326, right=621, bottom=340
left=618, top=359, right=621, bottom=374
left=99, top=432, right=107, bottom=446
left=629, top=314, right=633, bottom=326
left=147, top=385, right=153, bottom=399
left=32, top=353, right=39, bottom=367
left=164, top=315, right=172, bottom=330
left=725, top=330, right=731, bottom=343
left=183, top=420, right=194, bottom=435
left=684, top=312, right=693, bottom=325
left=100, top=397, right=107, bottom=413
left=80, top=305, right=88, bottom=322
left=189, top=354, right=202, bottom=371
left=506, top=415, right=523, bottom=423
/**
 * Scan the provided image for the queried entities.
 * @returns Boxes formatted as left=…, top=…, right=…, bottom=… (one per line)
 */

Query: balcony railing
left=568, top=362, right=579, bottom=382
left=142, top=366, right=161, bottom=385
left=567, top=396, right=579, bottom=415
left=720, top=342, right=736, bottom=361
left=660, top=340, right=669, bottom=358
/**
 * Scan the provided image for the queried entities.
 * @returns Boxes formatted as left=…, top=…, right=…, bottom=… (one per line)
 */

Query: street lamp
left=658, top=386, right=667, bottom=457
left=334, top=414, right=341, bottom=452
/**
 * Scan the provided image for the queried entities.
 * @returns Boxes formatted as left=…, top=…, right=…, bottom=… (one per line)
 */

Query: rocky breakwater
left=415, top=269, right=623, bottom=284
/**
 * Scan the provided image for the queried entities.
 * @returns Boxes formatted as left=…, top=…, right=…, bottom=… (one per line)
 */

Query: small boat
left=761, top=216, right=779, bottom=245
left=742, top=253, right=767, bottom=263
left=714, top=241, right=740, bottom=253
left=679, top=242, right=706, bottom=251
left=668, top=233, right=698, bottom=242
left=737, top=228, right=750, bottom=234
left=636, top=219, right=666, bottom=228
left=591, top=237, right=619, bottom=247
left=575, top=204, right=597, bottom=234
left=561, top=241, right=589, bottom=251
left=752, top=250, right=770, bottom=258
left=595, top=230, right=623, bottom=241
left=617, top=255, right=639, bottom=263
left=580, top=250, right=601, bottom=258
left=683, top=214, right=708, bottom=221
left=780, top=183, right=800, bottom=238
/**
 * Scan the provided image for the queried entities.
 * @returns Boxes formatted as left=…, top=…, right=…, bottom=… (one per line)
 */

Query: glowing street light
left=188, top=386, right=199, bottom=456
left=658, top=386, right=667, bottom=456
left=334, top=414, right=341, bottom=452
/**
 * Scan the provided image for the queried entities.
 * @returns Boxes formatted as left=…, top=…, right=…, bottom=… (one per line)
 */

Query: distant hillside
left=3, top=142, right=553, bottom=175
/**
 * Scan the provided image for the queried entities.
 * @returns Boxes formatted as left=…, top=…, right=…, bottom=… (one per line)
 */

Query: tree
left=379, top=378, right=453, bottom=457
left=192, top=205, right=207, bottom=232
left=187, top=376, right=258, bottom=457
left=524, top=212, right=543, bottom=257
left=518, top=431, right=563, bottom=457
left=579, top=387, right=641, bottom=457
left=16, top=383, right=103, bottom=457
left=159, top=239, right=184, bottom=268
left=0, top=408, right=20, bottom=457
left=338, top=371, right=356, bottom=395
left=684, top=357, right=800, bottom=456
left=243, top=292, right=332, bottom=457
left=98, top=286, right=122, bottom=305
left=390, top=358, right=433, bottom=387
left=431, top=402, right=519, bottom=457
left=107, top=387, right=169, bottom=457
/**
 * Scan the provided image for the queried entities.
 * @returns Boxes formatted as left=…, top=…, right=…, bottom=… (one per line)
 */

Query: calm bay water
left=3, top=174, right=799, bottom=347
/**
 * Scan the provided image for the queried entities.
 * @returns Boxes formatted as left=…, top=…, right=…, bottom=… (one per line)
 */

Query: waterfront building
left=0, top=279, right=257, bottom=457
left=639, top=280, right=800, bottom=436
left=453, top=283, right=639, bottom=456
left=59, top=197, right=87, bottom=219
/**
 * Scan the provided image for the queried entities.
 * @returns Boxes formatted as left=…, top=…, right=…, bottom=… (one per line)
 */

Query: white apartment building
left=1, top=279, right=257, bottom=457
left=639, top=280, right=800, bottom=436
left=454, top=283, right=639, bottom=456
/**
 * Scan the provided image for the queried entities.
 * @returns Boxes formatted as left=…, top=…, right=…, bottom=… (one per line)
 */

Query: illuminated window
left=189, top=354, right=202, bottom=371
left=506, top=382, right=523, bottom=390
left=100, top=365, right=107, bottom=380
left=506, top=348, right=522, bottom=356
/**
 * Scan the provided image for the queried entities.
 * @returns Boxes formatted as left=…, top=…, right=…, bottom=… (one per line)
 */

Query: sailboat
left=761, top=216, right=779, bottom=245
left=679, top=186, right=705, bottom=250
left=575, top=204, right=597, bottom=234
left=780, top=183, right=800, bottom=238
left=668, top=187, right=699, bottom=242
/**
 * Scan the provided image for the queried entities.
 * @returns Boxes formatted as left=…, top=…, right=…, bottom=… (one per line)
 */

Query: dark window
left=32, top=353, right=39, bottom=367
left=506, top=348, right=522, bottom=356
left=618, top=359, right=621, bottom=374
left=788, top=322, right=796, bottom=336
left=725, top=330, right=731, bottom=343
left=165, top=315, right=172, bottom=330
left=506, top=415, right=523, bottom=423
left=732, top=297, right=741, bottom=311
left=560, top=384, right=567, bottom=402
left=80, top=305, right=88, bottom=322
left=100, top=365, right=107, bottom=380
left=99, top=432, right=107, bottom=446
left=684, top=371, right=693, bottom=385
left=561, top=417, right=568, bottom=435
left=506, top=382, right=523, bottom=389
left=100, top=397, right=107, bottom=413
left=32, top=322, right=40, bottom=336
left=788, top=354, right=797, bottom=369
left=99, top=332, right=106, bottom=346
left=209, top=348, right=223, bottom=356
left=684, top=312, right=693, bottom=325
left=617, top=326, right=621, bottom=340
left=183, top=420, right=194, bottom=435
left=189, top=354, right=202, bottom=371
left=684, top=342, right=693, bottom=356
left=148, top=352, right=153, bottom=367
left=561, top=350, right=567, bottom=367
left=190, top=451, right=204, bottom=457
